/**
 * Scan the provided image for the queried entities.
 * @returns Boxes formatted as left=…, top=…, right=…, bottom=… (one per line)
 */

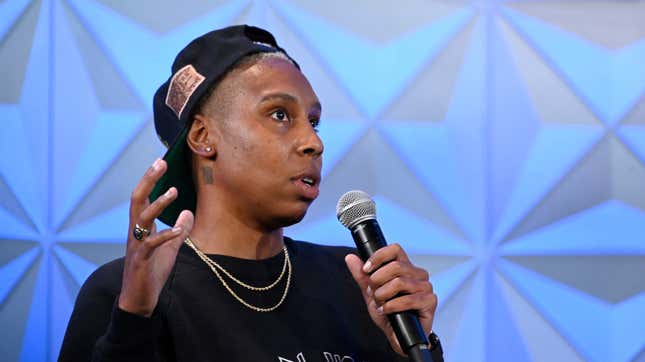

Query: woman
left=59, top=25, right=442, bottom=362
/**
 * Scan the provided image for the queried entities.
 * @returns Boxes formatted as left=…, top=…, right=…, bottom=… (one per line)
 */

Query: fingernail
left=376, top=306, right=384, bottom=315
left=165, top=188, right=175, bottom=197
left=172, top=226, right=182, bottom=233
left=366, top=286, right=372, bottom=296
left=363, top=260, right=372, bottom=273
left=152, top=158, right=162, bottom=171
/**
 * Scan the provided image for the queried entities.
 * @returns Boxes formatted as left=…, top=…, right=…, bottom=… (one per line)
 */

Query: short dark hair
left=195, top=51, right=295, bottom=119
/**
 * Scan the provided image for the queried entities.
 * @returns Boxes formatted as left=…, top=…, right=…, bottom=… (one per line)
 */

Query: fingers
left=357, top=244, right=434, bottom=312
left=137, top=226, right=184, bottom=258
left=368, top=262, right=433, bottom=314
left=362, top=243, right=410, bottom=274
left=376, top=291, right=438, bottom=317
left=369, top=259, right=429, bottom=287
left=369, top=275, right=432, bottom=303
left=362, top=243, right=429, bottom=299
left=348, top=243, right=438, bottom=344
left=346, top=244, right=434, bottom=304
left=138, top=210, right=194, bottom=258
left=130, top=158, right=167, bottom=219
left=138, top=187, right=178, bottom=226
left=175, top=210, right=195, bottom=236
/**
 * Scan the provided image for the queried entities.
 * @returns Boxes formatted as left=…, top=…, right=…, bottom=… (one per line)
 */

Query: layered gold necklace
left=184, top=237, right=291, bottom=312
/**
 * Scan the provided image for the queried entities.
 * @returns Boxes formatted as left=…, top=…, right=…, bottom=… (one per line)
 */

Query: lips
left=292, top=170, right=320, bottom=200
left=301, top=176, right=315, bottom=186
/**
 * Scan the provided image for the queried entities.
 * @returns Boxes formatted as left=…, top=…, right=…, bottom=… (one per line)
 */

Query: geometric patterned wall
left=1, top=1, right=644, bottom=361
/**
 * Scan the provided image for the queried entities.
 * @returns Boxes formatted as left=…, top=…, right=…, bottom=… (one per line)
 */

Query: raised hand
left=345, top=243, right=437, bottom=356
left=118, top=158, right=194, bottom=317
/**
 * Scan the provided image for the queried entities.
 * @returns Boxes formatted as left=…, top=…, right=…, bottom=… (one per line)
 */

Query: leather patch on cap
left=165, top=64, right=205, bottom=118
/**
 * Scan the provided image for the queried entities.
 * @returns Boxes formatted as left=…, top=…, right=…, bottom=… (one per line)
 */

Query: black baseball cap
left=150, top=25, right=299, bottom=226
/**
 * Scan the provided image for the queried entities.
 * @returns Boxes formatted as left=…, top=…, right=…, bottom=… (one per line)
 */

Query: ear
left=187, top=114, right=217, bottom=159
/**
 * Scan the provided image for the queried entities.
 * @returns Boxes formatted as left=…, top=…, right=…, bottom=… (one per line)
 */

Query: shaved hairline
left=195, top=51, right=296, bottom=123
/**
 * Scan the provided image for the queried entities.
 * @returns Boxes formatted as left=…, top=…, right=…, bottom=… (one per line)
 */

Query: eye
left=309, top=118, right=320, bottom=132
left=271, top=109, right=289, bottom=122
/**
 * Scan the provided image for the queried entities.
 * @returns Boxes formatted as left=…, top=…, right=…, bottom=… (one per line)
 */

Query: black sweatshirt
left=58, top=238, right=443, bottom=361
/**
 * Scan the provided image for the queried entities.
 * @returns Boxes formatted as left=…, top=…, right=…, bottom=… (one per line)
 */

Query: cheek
left=231, top=141, right=279, bottom=177
left=224, top=127, right=258, bottom=160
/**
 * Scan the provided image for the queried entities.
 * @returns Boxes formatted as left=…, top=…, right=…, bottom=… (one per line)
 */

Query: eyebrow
left=259, top=93, right=322, bottom=113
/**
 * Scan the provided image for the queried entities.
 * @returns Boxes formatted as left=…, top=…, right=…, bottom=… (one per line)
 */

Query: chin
left=278, top=209, right=307, bottom=227
left=271, top=203, right=310, bottom=228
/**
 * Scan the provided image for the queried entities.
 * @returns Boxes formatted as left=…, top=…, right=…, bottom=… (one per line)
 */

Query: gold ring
left=132, top=223, right=151, bottom=240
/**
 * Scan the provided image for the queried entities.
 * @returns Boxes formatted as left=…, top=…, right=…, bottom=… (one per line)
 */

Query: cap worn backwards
left=150, top=25, right=299, bottom=226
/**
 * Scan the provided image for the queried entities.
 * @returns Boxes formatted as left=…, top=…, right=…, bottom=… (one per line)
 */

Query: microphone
left=337, top=190, right=433, bottom=362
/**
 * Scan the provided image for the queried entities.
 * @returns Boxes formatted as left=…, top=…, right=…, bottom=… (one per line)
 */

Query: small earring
left=205, top=146, right=212, bottom=153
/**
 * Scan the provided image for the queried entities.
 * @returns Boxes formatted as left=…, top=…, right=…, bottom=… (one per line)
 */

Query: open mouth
left=301, top=177, right=315, bottom=187
left=293, top=174, right=320, bottom=200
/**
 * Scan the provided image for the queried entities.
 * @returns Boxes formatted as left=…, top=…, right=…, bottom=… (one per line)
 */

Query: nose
left=297, top=125, right=324, bottom=158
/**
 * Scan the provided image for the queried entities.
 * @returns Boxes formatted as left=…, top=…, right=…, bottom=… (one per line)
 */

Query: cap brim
left=149, top=127, right=196, bottom=226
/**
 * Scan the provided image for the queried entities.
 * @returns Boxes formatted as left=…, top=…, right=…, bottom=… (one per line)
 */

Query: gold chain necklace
left=184, top=237, right=291, bottom=312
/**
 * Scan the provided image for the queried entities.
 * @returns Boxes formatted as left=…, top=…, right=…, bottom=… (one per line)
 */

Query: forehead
left=229, top=57, right=318, bottom=103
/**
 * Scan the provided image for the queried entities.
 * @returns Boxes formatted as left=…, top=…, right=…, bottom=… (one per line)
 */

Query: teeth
left=302, top=177, right=314, bottom=186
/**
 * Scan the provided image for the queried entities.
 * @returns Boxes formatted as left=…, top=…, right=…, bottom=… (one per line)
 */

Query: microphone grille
left=336, top=190, right=376, bottom=229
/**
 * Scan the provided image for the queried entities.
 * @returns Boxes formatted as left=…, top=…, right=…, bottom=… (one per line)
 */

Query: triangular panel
left=0, top=247, right=40, bottom=305
left=493, top=125, right=603, bottom=243
left=54, top=245, right=99, bottom=286
left=317, top=119, right=367, bottom=177
left=495, top=271, right=585, bottom=362
left=0, top=0, right=32, bottom=41
left=618, top=125, right=645, bottom=164
left=66, top=0, right=247, bottom=103
left=382, top=122, right=482, bottom=243
left=272, top=0, right=473, bottom=119
left=18, top=253, right=47, bottom=362
left=55, top=111, right=146, bottom=229
left=497, top=258, right=608, bottom=361
left=449, top=269, right=486, bottom=362
left=57, top=202, right=130, bottom=242
left=502, top=200, right=645, bottom=255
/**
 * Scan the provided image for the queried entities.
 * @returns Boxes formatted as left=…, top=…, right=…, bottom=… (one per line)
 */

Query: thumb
left=170, top=210, right=194, bottom=247
left=175, top=209, right=194, bottom=232
left=345, top=254, right=370, bottom=299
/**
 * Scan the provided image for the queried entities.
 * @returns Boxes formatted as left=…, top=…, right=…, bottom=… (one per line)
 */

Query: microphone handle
left=350, top=220, right=432, bottom=362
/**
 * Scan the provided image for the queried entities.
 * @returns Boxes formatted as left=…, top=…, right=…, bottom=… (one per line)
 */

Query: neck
left=189, top=201, right=285, bottom=260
